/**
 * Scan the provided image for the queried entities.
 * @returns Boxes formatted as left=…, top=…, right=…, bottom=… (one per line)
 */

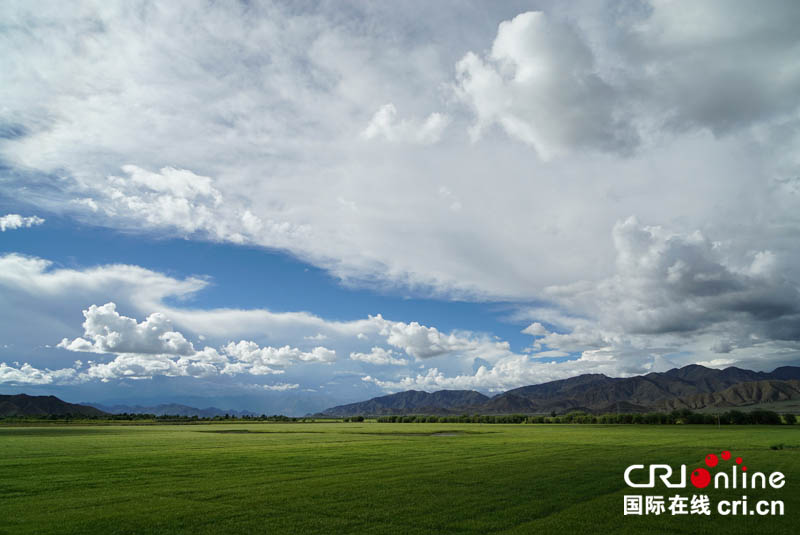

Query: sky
left=2, top=0, right=800, bottom=415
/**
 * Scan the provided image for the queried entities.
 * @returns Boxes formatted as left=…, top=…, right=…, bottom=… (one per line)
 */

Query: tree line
left=373, top=409, right=797, bottom=425
left=3, top=409, right=795, bottom=425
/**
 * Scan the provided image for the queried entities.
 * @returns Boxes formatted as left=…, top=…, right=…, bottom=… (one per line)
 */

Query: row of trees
left=5, top=409, right=795, bottom=425
left=374, top=409, right=797, bottom=425
left=376, top=414, right=527, bottom=424
left=143, top=414, right=310, bottom=422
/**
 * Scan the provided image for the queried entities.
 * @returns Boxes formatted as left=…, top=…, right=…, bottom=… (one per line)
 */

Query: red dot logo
left=691, top=468, right=711, bottom=488
left=721, top=450, right=731, bottom=461
left=705, top=453, right=718, bottom=467
left=735, top=457, right=743, bottom=464
left=742, top=466, right=747, bottom=472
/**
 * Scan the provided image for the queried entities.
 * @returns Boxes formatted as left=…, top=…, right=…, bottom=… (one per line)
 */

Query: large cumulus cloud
left=543, top=217, right=800, bottom=342
left=455, top=11, right=637, bottom=159
left=58, top=302, right=196, bottom=356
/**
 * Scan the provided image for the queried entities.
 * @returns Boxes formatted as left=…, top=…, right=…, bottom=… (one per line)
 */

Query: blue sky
left=2, top=1, right=800, bottom=414
left=0, top=218, right=540, bottom=348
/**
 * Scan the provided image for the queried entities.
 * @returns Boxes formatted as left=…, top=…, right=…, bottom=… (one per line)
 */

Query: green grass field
left=1, top=423, right=797, bottom=534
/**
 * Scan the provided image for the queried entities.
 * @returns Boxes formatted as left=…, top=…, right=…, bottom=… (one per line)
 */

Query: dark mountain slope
left=487, top=365, right=800, bottom=413
left=658, top=380, right=800, bottom=410
left=317, top=390, right=489, bottom=417
left=502, top=373, right=615, bottom=400
left=0, top=394, right=107, bottom=417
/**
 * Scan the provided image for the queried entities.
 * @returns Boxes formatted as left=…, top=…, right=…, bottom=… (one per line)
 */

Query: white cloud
left=522, top=322, right=548, bottom=336
left=51, top=302, right=232, bottom=381
left=49, top=302, right=339, bottom=381
left=222, top=341, right=336, bottom=374
left=376, top=317, right=509, bottom=360
left=361, top=103, right=449, bottom=144
left=455, top=11, right=636, bottom=159
left=694, top=358, right=737, bottom=369
left=0, top=361, right=84, bottom=385
left=77, top=348, right=227, bottom=382
left=349, top=347, right=407, bottom=366
left=262, top=383, right=300, bottom=391
left=0, top=253, right=209, bottom=357
left=75, top=165, right=303, bottom=246
left=0, top=214, right=44, bottom=231
left=555, top=216, right=800, bottom=341
left=58, top=302, right=195, bottom=356
left=0, top=253, right=207, bottom=310
left=304, top=333, right=328, bottom=341
left=510, top=216, right=800, bottom=369
left=453, top=5, right=800, bottom=160
left=85, top=354, right=184, bottom=382
left=361, top=354, right=589, bottom=393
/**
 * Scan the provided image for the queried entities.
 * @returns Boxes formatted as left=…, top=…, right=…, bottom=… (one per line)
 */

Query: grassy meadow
left=0, top=422, right=797, bottom=534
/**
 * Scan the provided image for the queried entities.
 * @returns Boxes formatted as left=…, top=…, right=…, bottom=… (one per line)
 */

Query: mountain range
left=4, top=365, right=799, bottom=418
left=86, top=403, right=257, bottom=418
left=317, top=365, right=800, bottom=416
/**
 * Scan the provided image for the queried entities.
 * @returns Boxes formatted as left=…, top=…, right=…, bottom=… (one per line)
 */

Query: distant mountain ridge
left=87, top=403, right=257, bottom=418
left=316, top=365, right=800, bottom=416
left=0, top=394, right=106, bottom=417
